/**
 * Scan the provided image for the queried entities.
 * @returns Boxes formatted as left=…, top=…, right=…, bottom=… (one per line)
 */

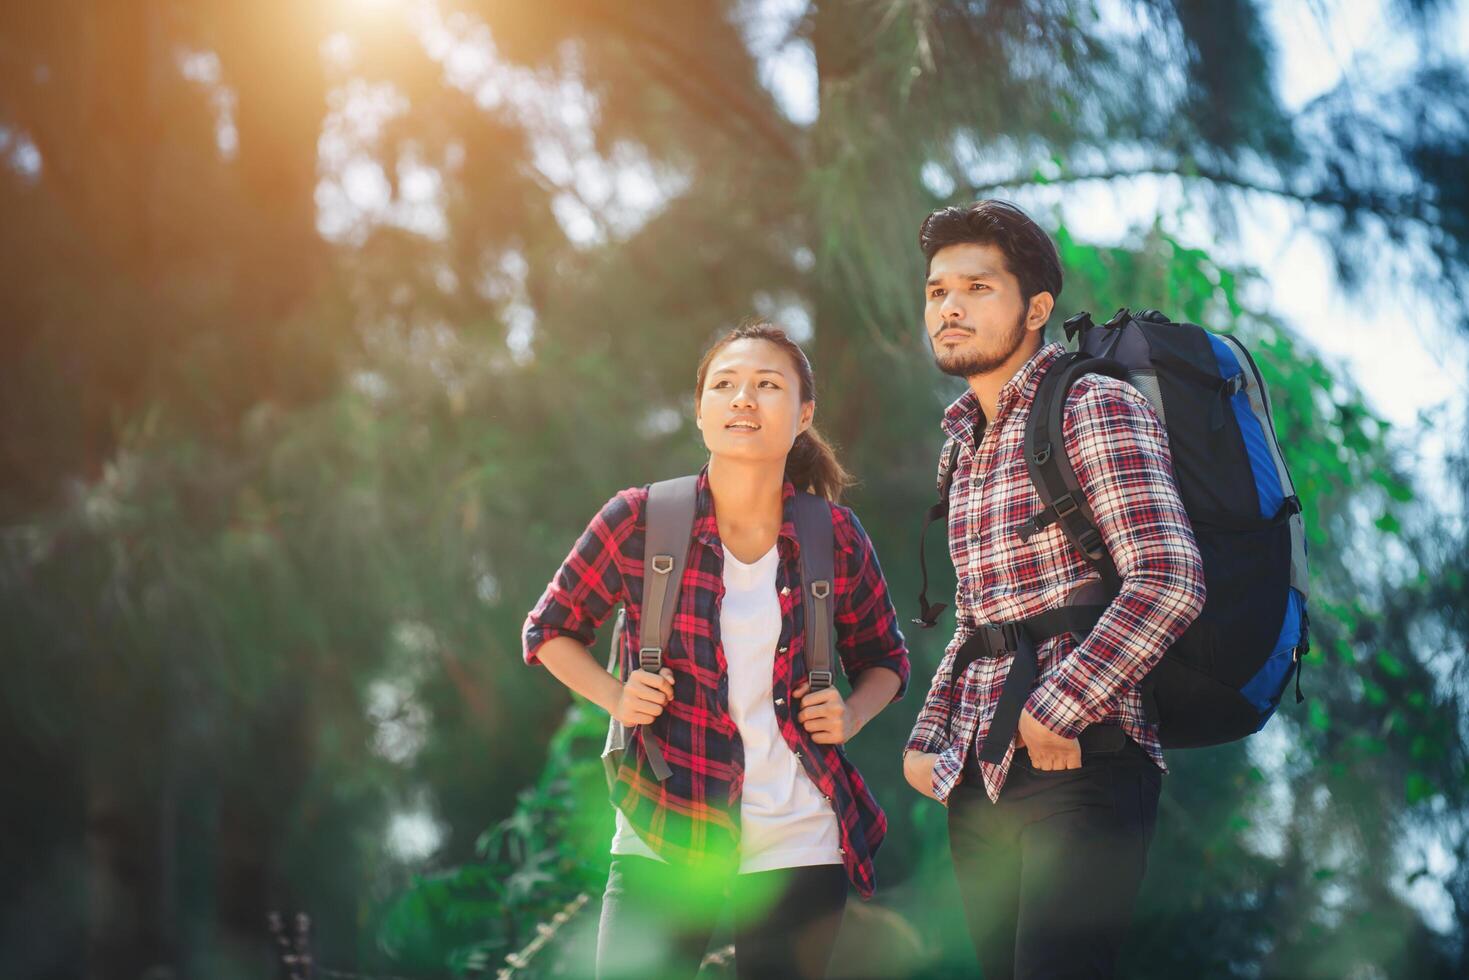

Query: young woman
left=522, top=322, right=910, bottom=979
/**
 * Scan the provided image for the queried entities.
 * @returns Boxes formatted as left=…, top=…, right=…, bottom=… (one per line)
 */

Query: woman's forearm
left=846, top=666, right=902, bottom=735
left=536, top=636, right=624, bottom=715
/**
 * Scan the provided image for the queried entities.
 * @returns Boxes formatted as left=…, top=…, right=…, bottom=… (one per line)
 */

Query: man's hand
left=793, top=681, right=863, bottom=744
left=903, top=751, right=942, bottom=801
left=1017, top=708, right=1081, bottom=770
left=612, top=668, right=675, bottom=726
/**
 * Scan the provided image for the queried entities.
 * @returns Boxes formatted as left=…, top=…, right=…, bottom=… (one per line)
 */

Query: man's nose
left=941, top=293, right=965, bottom=318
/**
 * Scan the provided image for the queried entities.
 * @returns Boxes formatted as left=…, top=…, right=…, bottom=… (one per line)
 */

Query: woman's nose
left=731, top=383, right=757, bottom=408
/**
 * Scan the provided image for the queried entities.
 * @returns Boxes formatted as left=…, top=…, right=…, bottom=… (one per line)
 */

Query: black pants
left=947, top=730, right=1162, bottom=979
left=596, top=856, right=848, bottom=979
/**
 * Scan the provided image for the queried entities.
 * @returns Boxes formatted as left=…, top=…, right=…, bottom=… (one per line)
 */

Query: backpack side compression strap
left=914, top=439, right=963, bottom=628
left=638, top=476, right=699, bottom=781
left=792, top=492, right=837, bottom=691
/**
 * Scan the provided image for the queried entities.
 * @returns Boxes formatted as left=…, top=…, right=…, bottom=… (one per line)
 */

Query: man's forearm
left=903, top=750, right=942, bottom=801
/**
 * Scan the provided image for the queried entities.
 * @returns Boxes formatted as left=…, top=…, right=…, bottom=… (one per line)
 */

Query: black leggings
left=595, top=857, right=848, bottom=979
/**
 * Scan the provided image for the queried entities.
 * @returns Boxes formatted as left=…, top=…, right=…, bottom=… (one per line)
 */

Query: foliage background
left=3, top=1, right=1468, bottom=977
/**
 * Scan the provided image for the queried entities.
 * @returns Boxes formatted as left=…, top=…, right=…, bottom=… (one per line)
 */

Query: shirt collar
left=692, top=466, right=802, bottom=556
left=940, top=342, right=1067, bottom=444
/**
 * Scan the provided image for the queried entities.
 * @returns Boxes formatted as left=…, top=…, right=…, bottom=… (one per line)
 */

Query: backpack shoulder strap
left=1020, top=353, right=1126, bottom=594
left=914, top=438, right=963, bottom=629
left=792, top=492, right=837, bottom=691
left=635, top=475, right=698, bottom=781
left=640, top=476, right=699, bottom=663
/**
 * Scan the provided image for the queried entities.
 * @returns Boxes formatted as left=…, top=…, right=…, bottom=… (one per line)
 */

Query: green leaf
left=1375, top=651, right=1407, bottom=679
left=1373, top=513, right=1402, bottom=535
left=1406, top=773, right=1435, bottom=805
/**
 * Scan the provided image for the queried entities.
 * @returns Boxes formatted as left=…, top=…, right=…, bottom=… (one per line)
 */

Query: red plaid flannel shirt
left=524, top=470, right=909, bottom=898
left=905, top=343, right=1206, bottom=803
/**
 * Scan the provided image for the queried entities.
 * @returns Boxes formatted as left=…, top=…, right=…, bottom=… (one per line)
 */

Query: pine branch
left=968, top=162, right=1435, bottom=227
left=583, top=5, right=802, bottom=163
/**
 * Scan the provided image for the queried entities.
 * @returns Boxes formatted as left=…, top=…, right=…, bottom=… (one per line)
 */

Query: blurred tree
left=2, top=0, right=1467, bottom=977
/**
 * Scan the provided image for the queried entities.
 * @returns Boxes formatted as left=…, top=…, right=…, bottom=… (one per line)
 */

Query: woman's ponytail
left=785, top=427, right=854, bottom=503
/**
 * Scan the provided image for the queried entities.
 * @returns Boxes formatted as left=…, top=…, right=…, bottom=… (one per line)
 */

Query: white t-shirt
left=611, top=543, right=842, bottom=873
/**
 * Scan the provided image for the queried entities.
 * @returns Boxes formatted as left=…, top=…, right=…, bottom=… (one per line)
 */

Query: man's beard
left=931, top=310, right=1029, bottom=379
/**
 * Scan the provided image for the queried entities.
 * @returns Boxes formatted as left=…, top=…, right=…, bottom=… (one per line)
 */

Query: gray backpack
left=601, top=476, right=839, bottom=790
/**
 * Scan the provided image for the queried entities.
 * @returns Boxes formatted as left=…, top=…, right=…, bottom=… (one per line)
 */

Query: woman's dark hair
left=695, top=320, right=855, bottom=503
left=918, top=199, right=1063, bottom=305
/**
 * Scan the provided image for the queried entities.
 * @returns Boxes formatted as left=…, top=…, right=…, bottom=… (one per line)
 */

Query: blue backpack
left=917, top=308, right=1310, bottom=749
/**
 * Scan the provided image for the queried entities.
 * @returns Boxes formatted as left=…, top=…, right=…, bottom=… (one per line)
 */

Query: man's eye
left=929, top=289, right=944, bottom=299
left=970, top=283, right=987, bottom=291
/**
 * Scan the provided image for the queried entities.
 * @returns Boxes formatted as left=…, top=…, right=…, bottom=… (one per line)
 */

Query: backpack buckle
left=981, top=623, right=1019, bottom=655
left=650, top=555, right=675, bottom=575
left=807, top=669, right=834, bottom=690
left=912, top=600, right=948, bottom=628
left=639, top=647, right=663, bottom=671
left=1063, top=312, right=1094, bottom=343
left=810, top=580, right=831, bottom=600
left=1053, top=493, right=1079, bottom=518
left=1017, top=510, right=1055, bottom=543
left=1077, top=526, right=1107, bottom=562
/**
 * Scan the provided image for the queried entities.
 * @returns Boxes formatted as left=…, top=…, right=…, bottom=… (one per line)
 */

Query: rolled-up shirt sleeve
left=832, top=506, right=910, bottom=699
left=903, top=638, right=959, bottom=756
left=1024, top=379, right=1207, bottom=737
left=522, top=489, right=638, bottom=665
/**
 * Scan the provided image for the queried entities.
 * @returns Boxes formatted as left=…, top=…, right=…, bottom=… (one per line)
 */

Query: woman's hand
left=793, top=681, right=863, bottom=744
left=612, top=667, right=675, bottom=726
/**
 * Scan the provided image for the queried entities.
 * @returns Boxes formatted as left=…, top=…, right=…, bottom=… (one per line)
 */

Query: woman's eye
left=760, top=380, right=779, bottom=388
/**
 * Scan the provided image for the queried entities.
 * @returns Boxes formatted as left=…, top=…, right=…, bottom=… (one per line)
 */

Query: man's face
left=924, top=242, right=1039, bottom=379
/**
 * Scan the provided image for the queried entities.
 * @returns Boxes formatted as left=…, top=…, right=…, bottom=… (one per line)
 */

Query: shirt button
left=774, top=697, right=785, bottom=706
left=780, top=586, right=791, bottom=596
left=838, top=847, right=846, bottom=855
left=778, top=645, right=788, bottom=653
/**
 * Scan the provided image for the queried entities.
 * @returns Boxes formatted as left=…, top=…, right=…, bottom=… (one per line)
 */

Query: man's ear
left=1027, top=291, right=1055, bottom=332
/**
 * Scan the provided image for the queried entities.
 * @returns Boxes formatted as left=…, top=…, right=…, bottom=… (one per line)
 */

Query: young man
left=902, top=200, right=1206, bottom=978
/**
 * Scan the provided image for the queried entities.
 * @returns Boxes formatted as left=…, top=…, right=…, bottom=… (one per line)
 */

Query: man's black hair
left=919, top=199, right=1063, bottom=304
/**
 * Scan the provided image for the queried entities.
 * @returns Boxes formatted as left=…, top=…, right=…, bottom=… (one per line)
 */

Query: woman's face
left=697, top=338, right=814, bottom=465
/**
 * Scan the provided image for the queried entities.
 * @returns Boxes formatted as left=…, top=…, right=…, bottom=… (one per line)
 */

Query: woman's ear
left=800, top=401, right=815, bottom=434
